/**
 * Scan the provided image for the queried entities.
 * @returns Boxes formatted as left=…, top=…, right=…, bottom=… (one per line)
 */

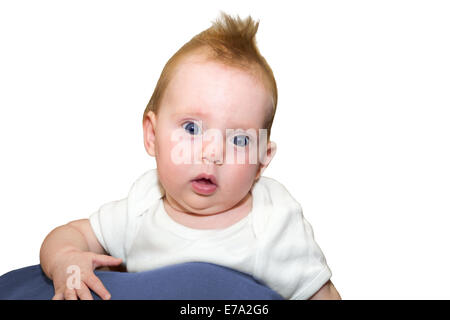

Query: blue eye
left=182, top=121, right=201, bottom=135
left=233, top=135, right=249, bottom=147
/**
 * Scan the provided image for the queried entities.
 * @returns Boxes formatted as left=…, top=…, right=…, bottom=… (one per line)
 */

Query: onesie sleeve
left=89, top=198, right=128, bottom=263
left=253, top=200, right=332, bottom=300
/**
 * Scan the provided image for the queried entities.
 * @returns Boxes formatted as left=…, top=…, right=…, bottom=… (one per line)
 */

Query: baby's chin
left=179, top=194, right=231, bottom=216
left=162, top=189, right=233, bottom=216
left=176, top=188, right=252, bottom=217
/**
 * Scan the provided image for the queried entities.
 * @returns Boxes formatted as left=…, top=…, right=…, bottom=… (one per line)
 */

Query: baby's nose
left=201, top=156, right=222, bottom=165
left=201, top=144, right=224, bottom=165
left=200, top=129, right=224, bottom=165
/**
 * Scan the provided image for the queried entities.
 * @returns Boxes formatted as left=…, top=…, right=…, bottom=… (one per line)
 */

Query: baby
left=40, top=12, right=340, bottom=300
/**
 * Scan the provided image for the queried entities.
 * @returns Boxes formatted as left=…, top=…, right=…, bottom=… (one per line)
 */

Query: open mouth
left=191, top=173, right=217, bottom=186
left=191, top=175, right=218, bottom=195
left=194, top=178, right=215, bottom=185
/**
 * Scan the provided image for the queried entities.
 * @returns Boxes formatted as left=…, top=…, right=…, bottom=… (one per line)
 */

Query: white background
left=1, top=0, right=449, bottom=299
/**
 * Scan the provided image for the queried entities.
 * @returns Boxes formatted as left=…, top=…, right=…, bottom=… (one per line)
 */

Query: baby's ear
left=143, top=111, right=157, bottom=157
left=255, top=141, right=277, bottom=180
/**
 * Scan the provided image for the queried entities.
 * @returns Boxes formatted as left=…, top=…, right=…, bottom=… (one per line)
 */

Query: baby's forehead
left=165, top=61, right=272, bottom=125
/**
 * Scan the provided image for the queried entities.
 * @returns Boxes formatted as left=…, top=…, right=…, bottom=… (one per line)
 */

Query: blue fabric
left=0, top=263, right=284, bottom=300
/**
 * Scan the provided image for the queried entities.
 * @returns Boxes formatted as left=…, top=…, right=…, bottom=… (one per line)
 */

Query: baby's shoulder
left=127, top=168, right=164, bottom=217
left=255, top=176, right=300, bottom=208
left=251, top=176, right=303, bottom=236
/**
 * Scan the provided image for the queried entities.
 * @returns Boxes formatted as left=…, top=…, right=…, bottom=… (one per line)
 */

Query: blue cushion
left=0, top=262, right=283, bottom=300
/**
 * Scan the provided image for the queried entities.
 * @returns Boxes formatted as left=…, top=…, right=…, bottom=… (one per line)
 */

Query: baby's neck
left=162, top=192, right=253, bottom=230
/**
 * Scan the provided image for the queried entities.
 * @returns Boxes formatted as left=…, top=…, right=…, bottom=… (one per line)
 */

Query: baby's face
left=144, top=55, right=276, bottom=215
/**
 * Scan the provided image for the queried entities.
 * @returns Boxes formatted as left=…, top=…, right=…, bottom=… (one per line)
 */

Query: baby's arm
left=309, top=280, right=341, bottom=300
left=39, top=219, right=122, bottom=300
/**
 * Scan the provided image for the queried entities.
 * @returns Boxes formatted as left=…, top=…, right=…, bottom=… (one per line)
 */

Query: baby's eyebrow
left=172, top=111, right=257, bottom=130
left=171, top=111, right=210, bottom=119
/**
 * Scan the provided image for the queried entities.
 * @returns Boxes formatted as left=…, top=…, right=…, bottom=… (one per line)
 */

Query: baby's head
left=143, top=13, right=277, bottom=215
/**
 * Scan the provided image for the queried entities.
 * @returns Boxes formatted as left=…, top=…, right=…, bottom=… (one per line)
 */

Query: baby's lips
left=192, top=173, right=218, bottom=185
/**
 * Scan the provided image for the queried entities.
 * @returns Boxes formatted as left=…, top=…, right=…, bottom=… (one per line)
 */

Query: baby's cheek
left=156, top=152, right=190, bottom=198
left=224, top=163, right=259, bottom=191
left=163, top=136, right=202, bottom=165
left=158, top=140, right=190, bottom=172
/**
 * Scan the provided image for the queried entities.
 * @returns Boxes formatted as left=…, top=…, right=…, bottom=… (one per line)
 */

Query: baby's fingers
left=92, top=254, right=122, bottom=269
left=64, top=288, right=77, bottom=300
left=76, top=281, right=94, bottom=300
left=84, top=273, right=111, bottom=300
left=52, top=291, right=64, bottom=300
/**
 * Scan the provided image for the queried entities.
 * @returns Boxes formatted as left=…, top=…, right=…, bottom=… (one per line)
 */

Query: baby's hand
left=50, top=248, right=122, bottom=300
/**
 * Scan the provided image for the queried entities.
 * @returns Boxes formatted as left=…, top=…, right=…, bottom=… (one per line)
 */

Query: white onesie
left=89, top=169, right=332, bottom=299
